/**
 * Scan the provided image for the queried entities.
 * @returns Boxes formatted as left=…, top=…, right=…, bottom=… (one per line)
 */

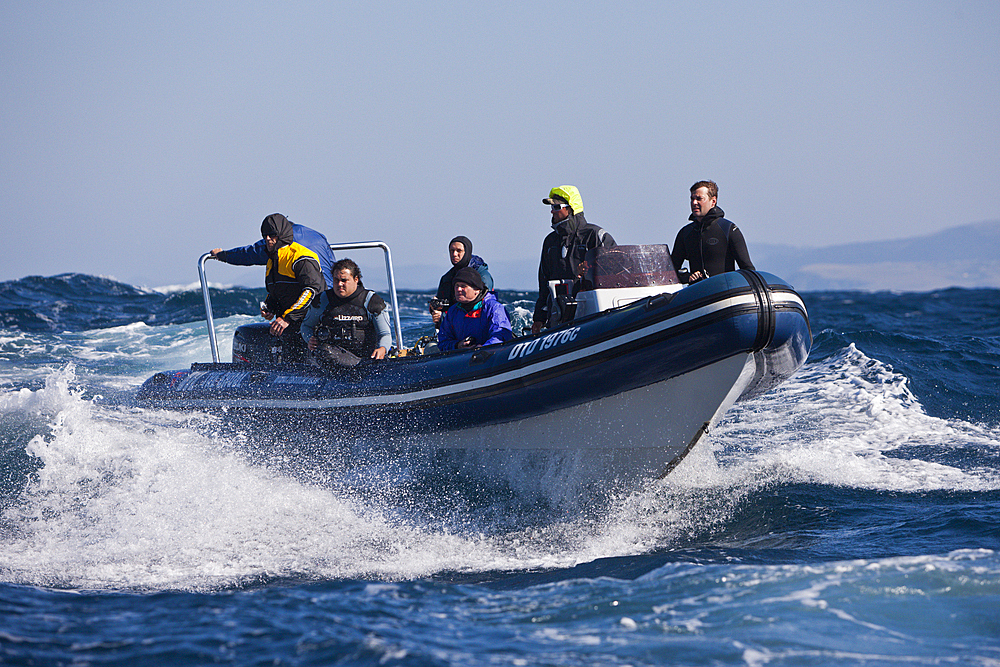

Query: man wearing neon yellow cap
left=532, top=185, right=616, bottom=334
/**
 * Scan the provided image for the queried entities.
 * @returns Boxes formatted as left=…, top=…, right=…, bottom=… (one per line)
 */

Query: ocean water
left=1, top=275, right=998, bottom=666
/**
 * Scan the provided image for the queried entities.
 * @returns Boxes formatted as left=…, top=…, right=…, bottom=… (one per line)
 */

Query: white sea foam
left=2, top=340, right=998, bottom=592
left=699, top=343, right=1000, bottom=493
left=0, top=370, right=452, bottom=588
left=149, top=280, right=239, bottom=294
left=0, top=367, right=590, bottom=588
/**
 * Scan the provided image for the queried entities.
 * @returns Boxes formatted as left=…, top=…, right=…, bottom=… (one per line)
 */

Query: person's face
left=449, top=242, right=466, bottom=266
left=332, top=268, right=359, bottom=299
left=550, top=201, right=571, bottom=224
left=454, top=280, right=480, bottom=304
left=690, top=187, right=717, bottom=218
left=264, top=235, right=278, bottom=253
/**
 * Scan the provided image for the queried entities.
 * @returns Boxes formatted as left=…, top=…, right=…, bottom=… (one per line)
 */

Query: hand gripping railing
left=198, top=242, right=404, bottom=363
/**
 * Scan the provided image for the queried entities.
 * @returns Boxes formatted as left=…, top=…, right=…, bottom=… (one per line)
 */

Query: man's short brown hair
left=690, top=180, right=718, bottom=199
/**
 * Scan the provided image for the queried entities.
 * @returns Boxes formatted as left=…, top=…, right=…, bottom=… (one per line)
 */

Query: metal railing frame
left=198, top=241, right=404, bottom=363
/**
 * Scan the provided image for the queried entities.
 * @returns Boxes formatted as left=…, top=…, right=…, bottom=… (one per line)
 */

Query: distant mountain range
left=751, top=220, right=1000, bottom=291
left=396, top=220, right=1000, bottom=293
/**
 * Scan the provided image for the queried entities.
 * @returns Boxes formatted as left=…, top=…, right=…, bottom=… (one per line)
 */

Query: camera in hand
left=429, top=298, right=451, bottom=312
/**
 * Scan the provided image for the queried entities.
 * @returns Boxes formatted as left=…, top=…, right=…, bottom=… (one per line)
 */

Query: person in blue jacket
left=438, top=267, right=513, bottom=351
left=210, top=213, right=337, bottom=288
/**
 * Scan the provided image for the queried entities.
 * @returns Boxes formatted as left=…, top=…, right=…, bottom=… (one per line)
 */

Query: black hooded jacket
left=434, top=236, right=494, bottom=302
left=670, top=206, right=754, bottom=282
left=533, top=212, right=615, bottom=323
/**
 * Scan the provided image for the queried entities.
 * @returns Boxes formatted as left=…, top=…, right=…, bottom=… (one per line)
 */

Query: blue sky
left=3, top=1, right=998, bottom=289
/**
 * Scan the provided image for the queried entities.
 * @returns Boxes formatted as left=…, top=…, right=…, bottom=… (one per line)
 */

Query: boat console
left=549, top=244, right=684, bottom=324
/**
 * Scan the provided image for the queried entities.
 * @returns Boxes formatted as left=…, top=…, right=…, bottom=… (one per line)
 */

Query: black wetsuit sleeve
left=729, top=227, right=755, bottom=271
left=670, top=227, right=690, bottom=285
left=435, top=273, right=452, bottom=302
left=670, top=228, right=688, bottom=272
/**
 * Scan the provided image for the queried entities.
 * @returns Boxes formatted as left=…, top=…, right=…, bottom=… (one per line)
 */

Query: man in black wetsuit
left=670, top=180, right=754, bottom=284
left=532, top=185, right=616, bottom=333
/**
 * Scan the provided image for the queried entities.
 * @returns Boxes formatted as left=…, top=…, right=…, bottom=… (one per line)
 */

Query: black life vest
left=315, top=287, right=385, bottom=358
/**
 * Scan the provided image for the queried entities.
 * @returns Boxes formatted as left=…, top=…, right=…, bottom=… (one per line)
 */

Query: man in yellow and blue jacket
left=258, top=213, right=325, bottom=347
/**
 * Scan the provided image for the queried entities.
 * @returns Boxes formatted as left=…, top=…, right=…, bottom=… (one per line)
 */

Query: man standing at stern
left=670, top=180, right=754, bottom=284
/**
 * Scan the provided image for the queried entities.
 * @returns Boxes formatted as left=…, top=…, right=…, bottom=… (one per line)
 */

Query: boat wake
left=1, top=343, right=998, bottom=592
left=709, top=342, right=1000, bottom=492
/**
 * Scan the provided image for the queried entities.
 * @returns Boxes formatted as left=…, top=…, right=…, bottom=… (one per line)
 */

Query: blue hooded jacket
left=438, top=292, right=513, bottom=351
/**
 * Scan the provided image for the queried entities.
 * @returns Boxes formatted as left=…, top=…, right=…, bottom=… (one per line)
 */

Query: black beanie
left=453, top=266, right=485, bottom=292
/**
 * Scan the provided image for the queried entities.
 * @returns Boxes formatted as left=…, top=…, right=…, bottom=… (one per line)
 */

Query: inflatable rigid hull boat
left=136, top=244, right=811, bottom=494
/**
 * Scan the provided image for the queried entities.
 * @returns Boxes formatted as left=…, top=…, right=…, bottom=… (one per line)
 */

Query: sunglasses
left=550, top=203, right=569, bottom=211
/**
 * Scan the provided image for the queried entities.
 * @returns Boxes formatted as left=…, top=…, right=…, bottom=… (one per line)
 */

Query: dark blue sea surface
left=1, top=274, right=999, bottom=666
